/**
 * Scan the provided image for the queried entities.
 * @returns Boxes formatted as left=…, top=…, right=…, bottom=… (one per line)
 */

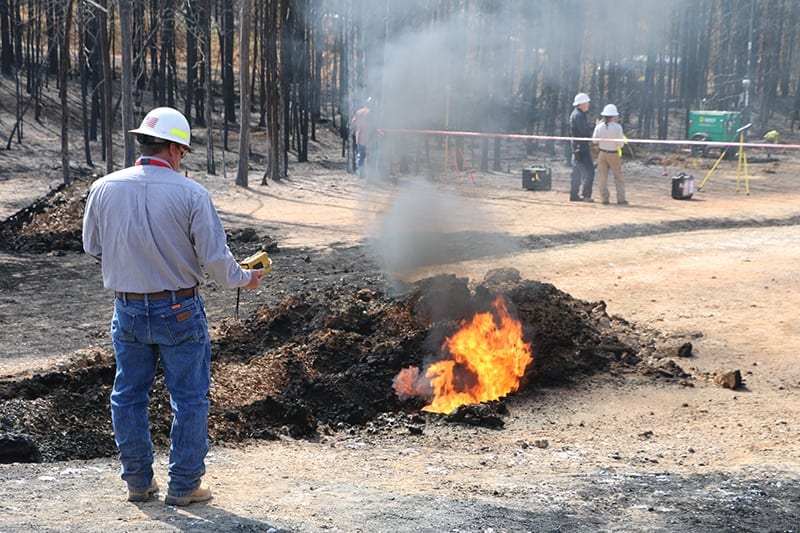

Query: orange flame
left=393, top=295, right=533, bottom=414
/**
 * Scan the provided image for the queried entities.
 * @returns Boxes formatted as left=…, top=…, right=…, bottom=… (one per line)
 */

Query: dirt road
left=1, top=139, right=799, bottom=531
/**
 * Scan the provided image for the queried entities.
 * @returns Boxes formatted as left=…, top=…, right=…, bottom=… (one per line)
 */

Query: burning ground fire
left=393, top=295, right=533, bottom=414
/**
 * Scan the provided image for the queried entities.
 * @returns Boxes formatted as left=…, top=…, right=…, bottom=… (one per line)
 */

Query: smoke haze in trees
left=354, top=0, right=677, bottom=135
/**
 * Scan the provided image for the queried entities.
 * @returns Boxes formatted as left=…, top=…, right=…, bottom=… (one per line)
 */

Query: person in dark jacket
left=569, top=92, right=595, bottom=202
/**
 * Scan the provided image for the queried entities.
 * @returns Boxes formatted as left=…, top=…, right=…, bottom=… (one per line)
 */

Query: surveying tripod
left=698, top=123, right=752, bottom=195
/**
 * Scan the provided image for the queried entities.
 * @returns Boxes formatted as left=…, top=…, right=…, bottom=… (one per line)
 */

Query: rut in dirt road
left=520, top=215, right=800, bottom=250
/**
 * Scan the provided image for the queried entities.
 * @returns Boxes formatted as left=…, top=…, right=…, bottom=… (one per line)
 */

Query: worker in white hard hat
left=83, top=107, right=266, bottom=506
left=592, top=104, right=628, bottom=205
left=569, top=92, right=595, bottom=202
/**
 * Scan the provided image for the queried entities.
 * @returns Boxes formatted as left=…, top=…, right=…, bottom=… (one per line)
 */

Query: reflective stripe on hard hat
left=170, top=128, right=190, bottom=142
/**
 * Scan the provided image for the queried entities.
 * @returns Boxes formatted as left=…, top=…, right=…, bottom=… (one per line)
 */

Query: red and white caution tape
left=382, top=128, right=800, bottom=151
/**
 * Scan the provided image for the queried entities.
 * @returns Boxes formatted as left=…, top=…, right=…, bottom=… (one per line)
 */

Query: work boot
left=164, top=484, right=213, bottom=506
left=127, top=479, right=159, bottom=502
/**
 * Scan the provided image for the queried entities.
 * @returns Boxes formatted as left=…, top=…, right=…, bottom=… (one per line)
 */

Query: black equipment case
left=671, top=172, right=695, bottom=200
left=522, top=165, right=552, bottom=191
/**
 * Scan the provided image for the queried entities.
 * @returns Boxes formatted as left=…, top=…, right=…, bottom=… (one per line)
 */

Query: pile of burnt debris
left=0, top=179, right=88, bottom=253
left=0, top=267, right=694, bottom=463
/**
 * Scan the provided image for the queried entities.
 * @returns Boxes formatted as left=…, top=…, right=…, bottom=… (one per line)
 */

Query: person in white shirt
left=592, top=104, right=628, bottom=205
left=83, top=107, right=266, bottom=506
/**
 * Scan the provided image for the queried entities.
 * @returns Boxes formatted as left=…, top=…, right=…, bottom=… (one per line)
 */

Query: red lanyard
left=135, top=157, right=172, bottom=169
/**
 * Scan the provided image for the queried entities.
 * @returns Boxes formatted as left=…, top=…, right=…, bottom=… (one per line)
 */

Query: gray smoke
left=367, top=177, right=518, bottom=278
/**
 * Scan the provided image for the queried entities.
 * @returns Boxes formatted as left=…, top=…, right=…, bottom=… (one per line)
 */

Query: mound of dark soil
left=0, top=178, right=89, bottom=253
left=0, top=267, right=693, bottom=463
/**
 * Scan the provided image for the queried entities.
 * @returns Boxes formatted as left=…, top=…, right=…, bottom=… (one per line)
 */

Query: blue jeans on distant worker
left=356, top=144, right=367, bottom=175
left=110, top=293, right=210, bottom=497
left=570, top=149, right=595, bottom=200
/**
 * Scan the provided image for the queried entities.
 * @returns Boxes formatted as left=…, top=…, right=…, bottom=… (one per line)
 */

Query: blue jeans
left=110, top=293, right=210, bottom=496
left=356, top=144, right=367, bottom=172
left=570, top=150, right=595, bottom=200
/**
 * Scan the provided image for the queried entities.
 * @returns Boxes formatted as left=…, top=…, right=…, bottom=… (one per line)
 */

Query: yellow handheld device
left=241, top=251, right=273, bottom=273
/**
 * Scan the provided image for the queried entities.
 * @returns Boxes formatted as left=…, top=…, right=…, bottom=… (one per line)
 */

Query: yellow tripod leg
left=698, top=147, right=728, bottom=191
left=734, top=133, right=750, bottom=195
left=736, top=140, right=743, bottom=193
left=743, top=143, right=750, bottom=195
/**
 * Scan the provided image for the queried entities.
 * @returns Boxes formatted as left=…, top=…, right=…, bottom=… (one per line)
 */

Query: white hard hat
left=129, top=107, right=192, bottom=150
left=601, top=104, right=619, bottom=117
left=572, top=93, right=590, bottom=106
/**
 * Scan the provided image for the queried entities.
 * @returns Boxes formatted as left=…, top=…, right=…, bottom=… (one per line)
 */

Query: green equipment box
left=688, top=110, right=741, bottom=157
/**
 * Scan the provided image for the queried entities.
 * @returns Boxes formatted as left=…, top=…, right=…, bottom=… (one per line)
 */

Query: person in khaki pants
left=592, top=104, right=628, bottom=205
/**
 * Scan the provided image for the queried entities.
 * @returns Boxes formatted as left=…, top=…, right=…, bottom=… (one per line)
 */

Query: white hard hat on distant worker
left=129, top=107, right=193, bottom=151
left=572, top=93, right=590, bottom=106
left=601, top=104, right=619, bottom=117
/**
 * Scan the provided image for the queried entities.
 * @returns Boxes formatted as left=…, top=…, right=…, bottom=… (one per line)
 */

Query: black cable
left=235, top=287, right=241, bottom=320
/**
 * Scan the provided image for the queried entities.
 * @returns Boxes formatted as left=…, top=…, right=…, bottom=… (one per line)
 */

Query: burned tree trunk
left=98, top=0, right=113, bottom=172
left=222, top=0, right=236, bottom=125
left=759, top=0, right=783, bottom=126
left=202, top=0, right=215, bottom=174
left=185, top=0, right=203, bottom=126
left=0, top=0, right=14, bottom=74
left=118, top=0, right=136, bottom=166
left=58, top=0, right=73, bottom=184
left=343, top=0, right=356, bottom=174
left=297, top=1, right=310, bottom=163
left=77, top=3, right=92, bottom=166
left=159, top=0, right=177, bottom=107
left=262, top=0, right=286, bottom=183
left=236, top=0, right=251, bottom=188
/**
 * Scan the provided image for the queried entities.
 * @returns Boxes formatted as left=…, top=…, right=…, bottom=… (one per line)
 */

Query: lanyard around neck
left=135, top=157, right=173, bottom=169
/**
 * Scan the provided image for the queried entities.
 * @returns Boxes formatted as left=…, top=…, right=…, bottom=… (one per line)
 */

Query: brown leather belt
left=599, top=148, right=618, bottom=153
left=115, top=286, right=198, bottom=301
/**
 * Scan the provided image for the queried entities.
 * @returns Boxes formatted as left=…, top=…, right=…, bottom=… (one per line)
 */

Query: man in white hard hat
left=83, top=107, right=266, bottom=506
left=592, top=104, right=628, bottom=205
left=569, top=92, right=595, bottom=202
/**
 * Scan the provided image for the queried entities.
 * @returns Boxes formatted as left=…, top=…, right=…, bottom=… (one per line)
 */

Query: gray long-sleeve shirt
left=592, top=121, right=625, bottom=152
left=82, top=157, right=252, bottom=293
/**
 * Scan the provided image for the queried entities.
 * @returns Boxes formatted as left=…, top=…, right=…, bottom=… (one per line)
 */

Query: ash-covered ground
left=0, top=179, right=693, bottom=464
